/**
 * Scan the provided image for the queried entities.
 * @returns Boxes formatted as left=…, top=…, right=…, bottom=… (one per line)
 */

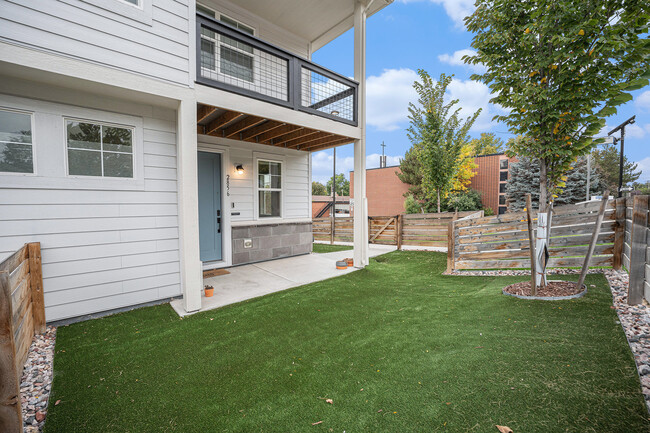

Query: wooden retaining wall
left=0, top=242, right=46, bottom=432
left=313, top=211, right=482, bottom=247
left=447, top=201, right=618, bottom=271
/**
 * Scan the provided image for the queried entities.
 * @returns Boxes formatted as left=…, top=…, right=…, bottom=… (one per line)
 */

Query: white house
left=0, top=0, right=391, bottom=321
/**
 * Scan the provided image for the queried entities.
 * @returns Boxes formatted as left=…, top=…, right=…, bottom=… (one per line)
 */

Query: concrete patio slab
left=170, top=244, right=395, bottom=317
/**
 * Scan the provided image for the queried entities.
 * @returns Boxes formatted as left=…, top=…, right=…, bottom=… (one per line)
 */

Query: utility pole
left=332, top=147, right=336, bottom=238
left=608, top=115, right=636, bottom=198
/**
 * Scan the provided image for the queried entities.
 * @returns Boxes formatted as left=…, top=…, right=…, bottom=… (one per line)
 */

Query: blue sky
left=310, top=0, right=650, bottom=186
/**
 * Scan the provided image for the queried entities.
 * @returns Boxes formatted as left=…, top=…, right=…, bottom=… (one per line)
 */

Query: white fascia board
left=311, top=0, right=393, bottom=52
left=0, top=42, right=192, bottom=105
left=194, top=84, right=361, bottom=140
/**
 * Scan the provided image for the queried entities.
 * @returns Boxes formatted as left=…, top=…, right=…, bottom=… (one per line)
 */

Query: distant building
left=312, top=195, right=350, bottom=218
left=350, top=166, right=410, bottom=216
left=468, top=153, right=517, bottom=215
left=346, top=153, right=517, bottom=216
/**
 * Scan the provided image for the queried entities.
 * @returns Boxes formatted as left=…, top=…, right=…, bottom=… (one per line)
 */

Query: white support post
left=177, top=99, right=202, bottom=312
left=353, top=0, right=369, bottom=267
left=535, top=212, right=548, bottom=287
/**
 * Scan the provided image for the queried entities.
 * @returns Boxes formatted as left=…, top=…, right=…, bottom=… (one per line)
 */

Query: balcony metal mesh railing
left=301, top=67, right=355, bottom=122
left=196, top=14, right=358, bottom=126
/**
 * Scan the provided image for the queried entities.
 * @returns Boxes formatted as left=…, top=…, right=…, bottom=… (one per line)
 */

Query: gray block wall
left=231, top=222, right=313, bottom=265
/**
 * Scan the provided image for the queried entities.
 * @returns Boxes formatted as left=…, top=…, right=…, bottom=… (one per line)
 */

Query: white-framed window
left=65, top=119, right=134, bottom=178
left=200, top=9, right=256, bottom=83
left=0, top=108, right=34, bottom=174
left=257, top=159, right=282, bottom=218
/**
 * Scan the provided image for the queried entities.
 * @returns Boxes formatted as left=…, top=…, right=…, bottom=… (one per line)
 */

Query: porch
left=170, top=244, right=395, bottom=316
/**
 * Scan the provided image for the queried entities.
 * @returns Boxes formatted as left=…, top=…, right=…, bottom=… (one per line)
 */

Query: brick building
left=350, top=166, right=410, bottom=216
left=312, top=195, right=350, bottom=218
left=346, top=153, right=516, bottom=216
left=468, top=153, right=517, bottom=214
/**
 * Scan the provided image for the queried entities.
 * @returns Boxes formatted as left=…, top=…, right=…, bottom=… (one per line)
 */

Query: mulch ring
left=503, top=281, right=585, bottom=298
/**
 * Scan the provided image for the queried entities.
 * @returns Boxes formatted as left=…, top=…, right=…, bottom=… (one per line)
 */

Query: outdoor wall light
left=235, top=164, right=244, bottom=175
left=330, top=110, right=340, bottom=116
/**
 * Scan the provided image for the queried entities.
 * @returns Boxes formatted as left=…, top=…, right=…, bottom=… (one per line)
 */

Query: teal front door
left=198, top=151, right=222, bottom=262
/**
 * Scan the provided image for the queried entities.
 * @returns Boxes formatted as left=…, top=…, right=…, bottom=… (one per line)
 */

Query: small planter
left=345, top=258, right=353, bottom=267
left=336, top=260, right=348, bottom=270
left=204, top=285, right=214, bottom=297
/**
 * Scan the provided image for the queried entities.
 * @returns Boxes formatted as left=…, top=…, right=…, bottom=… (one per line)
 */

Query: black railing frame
left=195, top=13, right=358, bottom=127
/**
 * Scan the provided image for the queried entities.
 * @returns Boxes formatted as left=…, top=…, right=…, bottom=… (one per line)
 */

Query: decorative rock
left=20, top=326, right=56, bottom=433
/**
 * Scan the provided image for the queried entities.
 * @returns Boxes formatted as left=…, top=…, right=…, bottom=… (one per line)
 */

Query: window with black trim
left=0, top=108, right=33, bottom=174
left=258, top=160, right=282, bottom=218
left=66, top=119, right=134, bottom=178
left=500, top=159, right=508, bottom=170
left=499, top=183, right=506, bottom=193
left=500, top=171, right=508, bottom=182
left=499, top=195, right=506, bottom=205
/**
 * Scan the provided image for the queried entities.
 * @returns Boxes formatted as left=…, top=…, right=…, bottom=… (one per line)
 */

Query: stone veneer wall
left=231, top=222, right=313, bottom=265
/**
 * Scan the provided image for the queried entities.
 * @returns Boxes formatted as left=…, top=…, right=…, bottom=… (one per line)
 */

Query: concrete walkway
left=170, top=244, right=395, bottom=317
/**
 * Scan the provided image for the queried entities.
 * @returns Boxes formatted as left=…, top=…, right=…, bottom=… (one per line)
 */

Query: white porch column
left=353, top=0, right=369, bottom=267
left=177, top=99, right=202, bottom=312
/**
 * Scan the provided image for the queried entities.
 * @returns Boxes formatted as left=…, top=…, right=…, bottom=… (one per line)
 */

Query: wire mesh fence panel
left=301, top=67, right=355, bottom=122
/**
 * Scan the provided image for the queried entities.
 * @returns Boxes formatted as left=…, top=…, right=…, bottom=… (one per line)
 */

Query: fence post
left=628, top=195, right=649, bottom=305
left=612, top=197, right=626, bottom=271
left=396, top=215, right=403, bottom=250
left=525, top=194, right=537, bottom=295
left=0, top=271, right=22, bottom=432
left=330, top=215, right=334, bottom=245
left=28, top=242, right=45, bottom=334
left=446, top=219, right=456, bottom=273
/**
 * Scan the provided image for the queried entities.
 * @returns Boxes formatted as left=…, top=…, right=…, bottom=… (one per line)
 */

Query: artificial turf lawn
left=45, top=252, right=649, bottom=432
left=312, top=243, right=353, bottom=253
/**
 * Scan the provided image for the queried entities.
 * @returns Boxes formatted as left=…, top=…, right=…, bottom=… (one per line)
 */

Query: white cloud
left=635, top=91, right=650, bottom=111
left=398, top=0, right=475, bottom=28
left=366, top=68, right=501, bottom=133
left=311, top=151, right=404, bottom=184
left=438, top=49, right=485, bottom=73
left=366, top=68, right=419, bottom=131
left=625, top=123, right=646, bottom=139
left=637, top=157, right=650, bottom=182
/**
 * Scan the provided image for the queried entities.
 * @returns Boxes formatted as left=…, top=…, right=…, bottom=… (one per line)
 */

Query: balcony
left=196, top=13, right=358, bottom=127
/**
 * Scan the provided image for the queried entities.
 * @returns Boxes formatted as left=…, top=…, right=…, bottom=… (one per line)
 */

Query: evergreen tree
left=591, top=144, right=641, bottom=193
left=506, top=155, right=600, bottom=211
left=397, top=147, right=426, bottom=202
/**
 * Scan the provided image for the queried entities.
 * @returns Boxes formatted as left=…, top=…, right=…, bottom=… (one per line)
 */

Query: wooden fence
left=447, top=201, right=618, bottom=271
left=0, top=242, right=46, bottom=432
left=313, top=211, right=482, bottom=248
left=622, top=196, right=650, bottom=304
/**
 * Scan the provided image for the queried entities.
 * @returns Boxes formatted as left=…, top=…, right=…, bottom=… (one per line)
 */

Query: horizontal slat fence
left=448, top=201, right=618, bottom=271
left=0, top=242, right=46, bottom=432
left=313, top=211, right=482, bottom=247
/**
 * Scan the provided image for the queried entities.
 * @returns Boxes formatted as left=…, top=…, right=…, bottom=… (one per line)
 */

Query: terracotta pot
left=204, top=286, right=214, bottom=297
left=336, top=260, right=348, bottom=270
left=345, top=258, right=353, bottom=267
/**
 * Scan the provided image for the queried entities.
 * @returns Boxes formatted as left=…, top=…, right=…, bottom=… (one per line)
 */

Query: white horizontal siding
left=0, top=0, right=190, bottom=85
left=0, top=95, right=181, bottom=322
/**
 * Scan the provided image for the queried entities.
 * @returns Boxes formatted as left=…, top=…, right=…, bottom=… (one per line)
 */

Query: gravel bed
left=20, top=325, right=56, bottom=433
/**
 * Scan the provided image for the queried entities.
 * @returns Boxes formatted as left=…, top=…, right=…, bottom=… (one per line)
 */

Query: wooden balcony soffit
left=196, top=103, right=354, bottom=151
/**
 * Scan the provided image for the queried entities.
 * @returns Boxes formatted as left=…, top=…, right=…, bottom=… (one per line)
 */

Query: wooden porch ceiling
left=197, top=104, right=354, bottom=152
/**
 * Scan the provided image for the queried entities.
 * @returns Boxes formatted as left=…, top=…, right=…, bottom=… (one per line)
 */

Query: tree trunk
left=437, top=189, right=441, bottom=213
left=539, top=159, right=548, bottom=213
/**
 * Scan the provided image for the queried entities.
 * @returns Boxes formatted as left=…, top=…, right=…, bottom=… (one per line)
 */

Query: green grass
left=45, top=252, right=649, bottom=433
left=312, top=242, right=353, bottom=253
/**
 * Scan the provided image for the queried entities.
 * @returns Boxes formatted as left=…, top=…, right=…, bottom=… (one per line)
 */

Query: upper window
left=500, top=159, right=508, bottom=170
left=499, top=171, right=508, bottom=182
left=66, top=119, right=134, bottom=178
left=258, top=160, right=282, bottom=218
left=0, top=109, right=33, bottom=174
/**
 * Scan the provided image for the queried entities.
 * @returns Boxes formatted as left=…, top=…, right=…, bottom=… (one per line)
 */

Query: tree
left=465, top=1, right=650, bottom=212
left=444, top=189, right=483, bottom=212
left=312, top=181, right=327, bottom=196
left=632, top=181, right=650, bottom=195
left=407, top=71, right=481, bottom=213
left=326, top=173, right=350, bottom=196
left=506, top=155, right=600, bottom=211
left=404, top=194, right=423, bottom=214
left=397, top=147, right=426, bottom=202
left=469, top=133, right=504, bottom=156
left=591, top=144, right=642, bottom=193
left=451, top=143, right=479, bottom=192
